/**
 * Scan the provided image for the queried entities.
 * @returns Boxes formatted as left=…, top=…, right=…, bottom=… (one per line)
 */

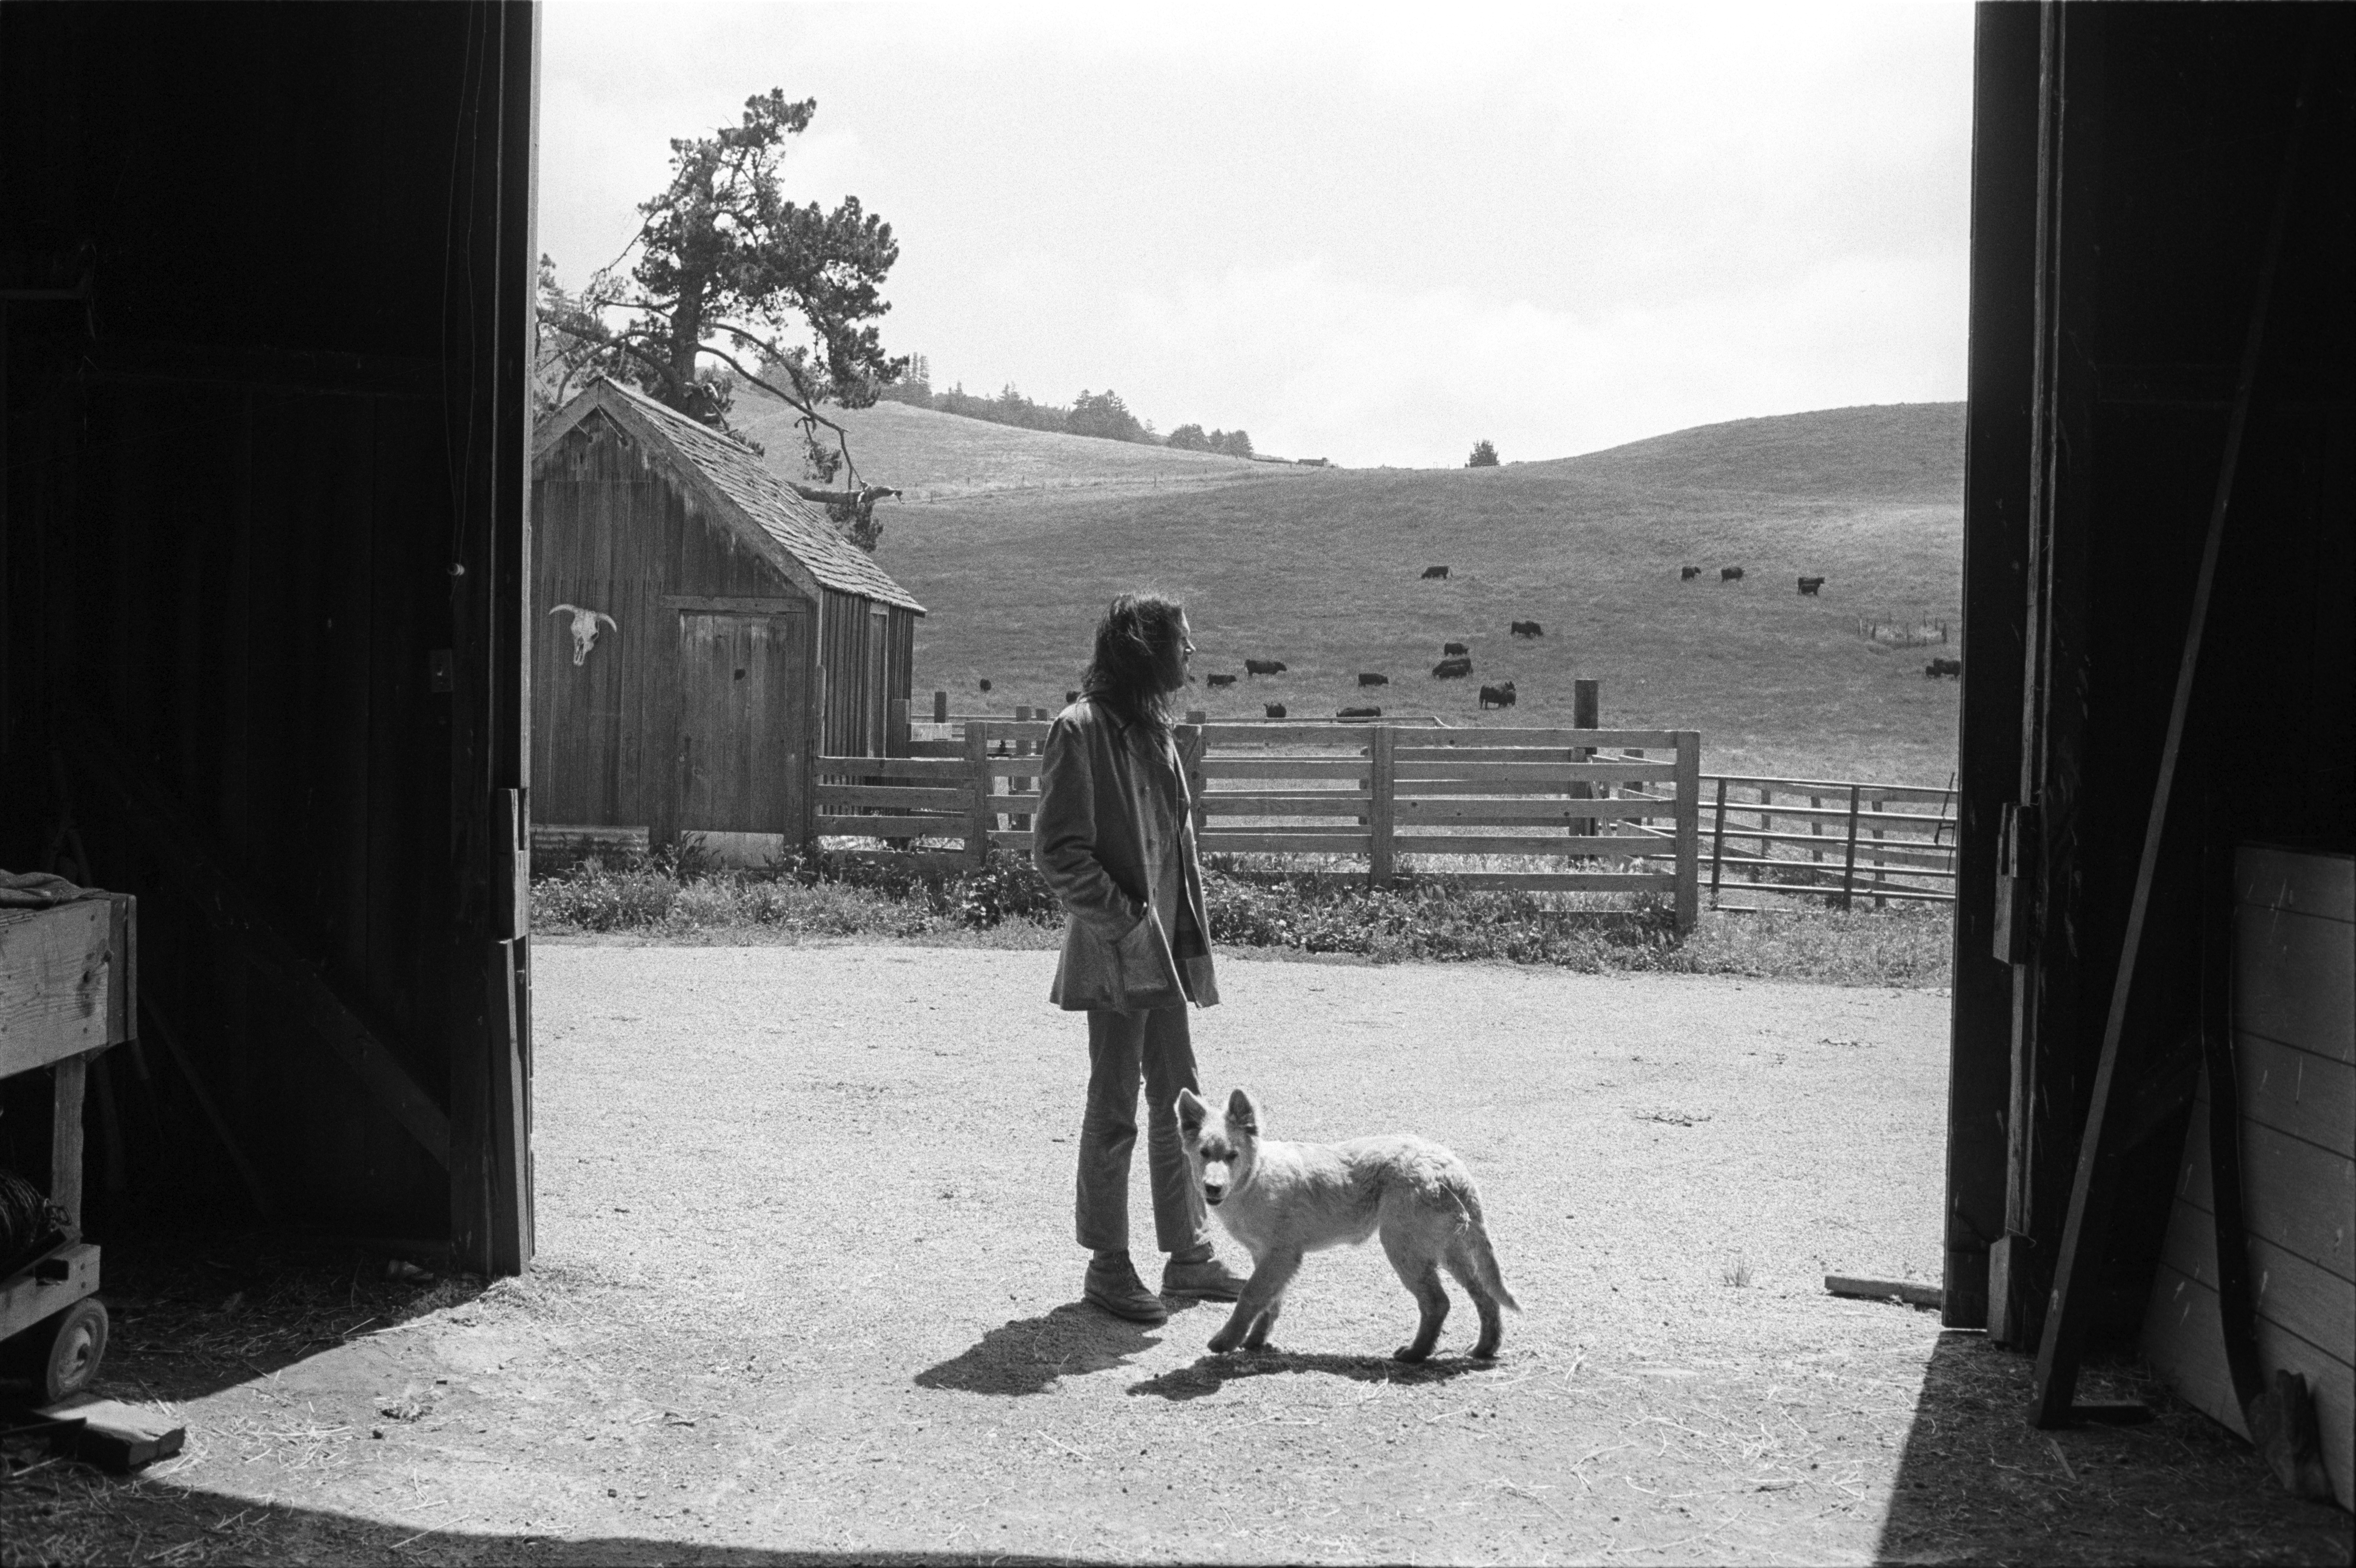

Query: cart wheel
left=18, top=1297, right=110, bottom=1404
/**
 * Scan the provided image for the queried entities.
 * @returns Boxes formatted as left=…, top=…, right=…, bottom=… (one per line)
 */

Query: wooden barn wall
left=819, top=588, right=887, bottom=762
left=532, top=416, right=817, bottom=845
left=1, top=1, right=538, bottom=1260
left=1954, top=2, right=2355, bottom=1354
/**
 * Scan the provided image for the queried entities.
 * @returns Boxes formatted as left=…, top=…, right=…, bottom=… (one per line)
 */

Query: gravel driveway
left=63, top=943, right=2344, bottom=1565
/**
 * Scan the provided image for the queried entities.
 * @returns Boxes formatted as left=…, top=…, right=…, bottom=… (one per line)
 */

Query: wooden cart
left=0, top=890, right=133, bottom=1404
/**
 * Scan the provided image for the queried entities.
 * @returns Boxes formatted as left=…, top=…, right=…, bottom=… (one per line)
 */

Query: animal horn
left=593, top=611, right=619, bottom=632
left=550, top=604, right=579, bottom=618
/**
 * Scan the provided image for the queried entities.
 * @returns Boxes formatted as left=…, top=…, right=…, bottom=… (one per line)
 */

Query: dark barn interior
left=1943, top=0, right=2352, bottom=1493
left=2, top=2, right=538, bottom=1274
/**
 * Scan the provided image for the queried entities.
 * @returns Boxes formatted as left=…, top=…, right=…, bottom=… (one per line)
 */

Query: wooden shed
left=531, top=378, right=924, bottom=860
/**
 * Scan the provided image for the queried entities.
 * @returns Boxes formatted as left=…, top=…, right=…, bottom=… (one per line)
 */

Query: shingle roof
left=579, top=377, right=923, bottom=612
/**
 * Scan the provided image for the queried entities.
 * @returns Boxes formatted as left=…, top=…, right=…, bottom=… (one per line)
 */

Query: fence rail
left=814, top=720, right=1957, bottom=924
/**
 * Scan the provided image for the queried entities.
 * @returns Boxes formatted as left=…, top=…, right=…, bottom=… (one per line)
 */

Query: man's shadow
left=1126, top=1347, right=1496, bottom=1402
left=914, top=1298, right=1215, bottom=1396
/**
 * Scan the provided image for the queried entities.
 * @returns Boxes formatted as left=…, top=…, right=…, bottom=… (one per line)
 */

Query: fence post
left=1709, top=776, right=1728, bottom=908
left=1369, top=724, right=1396, bottom=887
left=1871, top=796, right=1887, bottom=909
left=1840, top=784, right=1862, bottom=910
left=964, top=720, right=993, bottom=870
left=934, top=689, right=949, bottom=725
left=1672, top=733, right=1700, bottom=932
left=1810, top=793, right=1824, bottom=863
left=1182, top=710, right=1208, bottom=840
left=1570, top=678, right=1599, bottom=841
left=887, top=697, right=910, bottom=759
left=1757, top=784, right=1772, bottom=861
left=1010, top=707, right=1035, bottom=833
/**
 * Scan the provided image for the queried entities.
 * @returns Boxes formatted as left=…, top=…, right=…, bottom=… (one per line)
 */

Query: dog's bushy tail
left=1451, top=1185, right=1521, bottom=1313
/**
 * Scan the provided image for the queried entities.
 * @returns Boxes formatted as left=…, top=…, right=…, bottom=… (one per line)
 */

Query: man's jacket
left=1032, top=696, right=1219, bottom=1012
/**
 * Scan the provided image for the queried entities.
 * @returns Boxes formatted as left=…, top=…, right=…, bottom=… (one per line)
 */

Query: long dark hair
left=1081, top=591, right=1186, bottom=735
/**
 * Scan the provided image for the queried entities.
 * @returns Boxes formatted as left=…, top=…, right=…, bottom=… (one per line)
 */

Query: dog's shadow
left=1127, top=1347, right=1498, bottom=1402
left=913, top=1298, right=1214, bottom=1396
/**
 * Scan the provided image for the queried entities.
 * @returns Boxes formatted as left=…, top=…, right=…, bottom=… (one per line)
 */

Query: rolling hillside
left=730, top=392, right=1308, bottom=501
left=768, top=401, right=1967, bottom=783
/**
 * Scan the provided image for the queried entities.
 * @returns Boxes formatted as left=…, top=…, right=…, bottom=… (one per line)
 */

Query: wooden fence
left=817, top=719, right=1704, bottom=931
left=1682, top=775, right=1958, bottom=910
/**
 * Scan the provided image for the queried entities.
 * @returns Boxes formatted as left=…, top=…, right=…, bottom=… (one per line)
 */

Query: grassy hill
left=730, top=393, right=1307, bottom=502
left=769, top=400, right=1965, bottom=784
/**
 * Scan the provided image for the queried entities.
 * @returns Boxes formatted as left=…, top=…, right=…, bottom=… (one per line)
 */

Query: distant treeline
left=876, top=355, right=1254, bottom=457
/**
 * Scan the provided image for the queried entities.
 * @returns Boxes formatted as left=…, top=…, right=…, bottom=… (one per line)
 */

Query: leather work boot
left=1161, top=1254, right=1249, bottom=1300
left=1083, top=1255, right=1169, bottom=1323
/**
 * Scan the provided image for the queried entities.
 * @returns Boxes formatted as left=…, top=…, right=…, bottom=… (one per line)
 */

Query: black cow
left=1479, top=681, right=1518, bottom=709
left=1206, top=673, right=1237, bottom=687
left=1421, top=565, right=1451, bottom=580
left=1510, top=620, right=1544, bottom=638
left=1244, top=658, right=1288, bottom=676
left=1337, top=705, right=1382, bottom=720
left=1441, top=640, right=1468, bottom=655
left=1680, top=565, right=1702, bottom=580
left=979, top=677, right=993, bottom=692
left=1797, top=576, right=1826, bottom=596
left=1264, top=703, right=1287, bottom=719
left=1431, top=655, right=1473, bottom=679
left=1925, top=657, right=1963, bottom=679
left=1358, top=672, right=1389, bottom=687
left=1720, top=566, right=1745, bottom=582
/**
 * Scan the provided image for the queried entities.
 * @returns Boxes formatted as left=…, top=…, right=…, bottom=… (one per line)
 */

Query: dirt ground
left=4, top=944, right=2348, bottom=1565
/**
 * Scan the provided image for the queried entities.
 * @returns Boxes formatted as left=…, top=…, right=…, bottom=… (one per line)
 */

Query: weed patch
left=534, top=849, right=1950, bottom=986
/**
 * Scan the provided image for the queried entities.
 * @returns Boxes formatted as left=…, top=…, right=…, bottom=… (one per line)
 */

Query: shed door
left=675, top=611, right=809, bottom=835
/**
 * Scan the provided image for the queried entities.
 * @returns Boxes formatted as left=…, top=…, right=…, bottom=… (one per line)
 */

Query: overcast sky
left=540, top=1, right=1974, bottom=468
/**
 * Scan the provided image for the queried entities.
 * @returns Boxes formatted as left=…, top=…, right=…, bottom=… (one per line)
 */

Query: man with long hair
left=1033, top=592, right=1246, bottom=1320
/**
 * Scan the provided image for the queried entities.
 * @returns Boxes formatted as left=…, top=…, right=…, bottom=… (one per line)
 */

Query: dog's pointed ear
left=1175, top=1088, right=1207, bottom=1132
left=1226, top=1087, right=1260, bottom=1133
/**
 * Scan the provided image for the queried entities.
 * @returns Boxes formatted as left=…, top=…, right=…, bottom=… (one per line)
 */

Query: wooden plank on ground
left=2235, top=908, right=2356, bottom=1063
left=35, top=1395, right=186, bottom=1474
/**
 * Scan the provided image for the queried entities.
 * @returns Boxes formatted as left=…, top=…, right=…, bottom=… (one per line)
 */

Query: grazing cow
left=1207, top=673, right=1238, bottom=687
left=1431, top=655, right=1473, bottom=679
left=979, top=677, right=993, bottom=692
left=1245, top=658, right=1288, bottom=676
left=1421, top=565, right=1451, bottom=580
left=1797, top=576, right=1826, bottom=596
left=1925, top=657, right=1963, bottom=679
left=1264, top=703, right=1288, bottom=719
left=1680, top=565, right=1702, bottom=581
left=1510, top=620, right=1544, bottom=638
left=1720, top=566, right=1745, bottom=582
left=1358, top=672, right=1390, bottom=687
left=1479, top=681, right=1518, bottom=710
left=1442, top=640, right=1468, bottom=655
left=1337, top=705, right=1383, bottom=720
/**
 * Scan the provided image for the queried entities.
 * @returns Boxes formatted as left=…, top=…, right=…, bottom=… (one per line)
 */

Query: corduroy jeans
left=1075, top=1003, right=1211, bottom=1256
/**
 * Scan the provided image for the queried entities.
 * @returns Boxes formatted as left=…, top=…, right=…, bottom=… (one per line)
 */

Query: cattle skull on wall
left=550, top=604, right=619, bottom=666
